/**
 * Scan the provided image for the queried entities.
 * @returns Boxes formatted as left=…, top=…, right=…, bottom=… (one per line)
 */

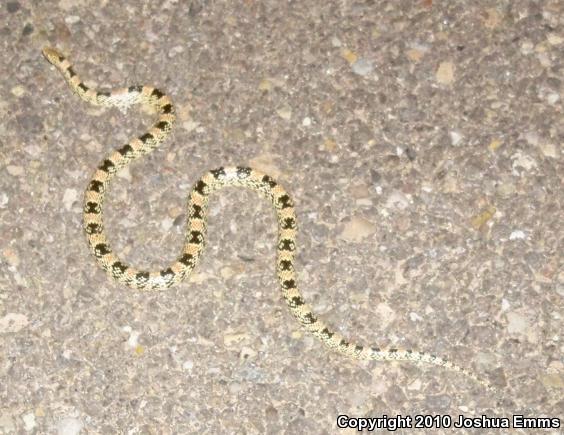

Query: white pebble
left=351, top=58, right=374, bottom=76
left=385, top=191, right=410, bottom=210
left=0, top=192, right=8, bottom=208
left=449, top=131, right=463, bottom=146
left=509, top=230, right=526, bottom=240
left=116, top=166, right=132, bottom=182
left=22, top=412, right=36, bottom=431
left=64, top=15, right=81, bottom=24
left=168, top=46, right=185, bottom=57
left=56, top=417, right=83, bottom=435
left=302, top=117, right=311, bottom=127
left=547, top=33, right=563, bottom=45
left=520, top=40, right=534, bottom=54
left=0, top=313, right=29, bottom=333
left=511, top=152, right=537, bottom=173
left=524, top=131, right=539, bottom=146
left=24, top=145, right=42, bottom=157
left=127, top=330, right=140, bottom=348
left=62, top=189, right=78, bottom=211
left=160, top=217, right=174, bottom=231
left=506, top=311, right=530, bottom=335
left=409, top=312, right=423, bottom=322
left=11, top=86, right=25, bottom=97
left=546, top=92, right=560, bottom=105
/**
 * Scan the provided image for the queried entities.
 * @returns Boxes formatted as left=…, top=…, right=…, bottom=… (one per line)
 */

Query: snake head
left=42, top=47, right=65, bottom=65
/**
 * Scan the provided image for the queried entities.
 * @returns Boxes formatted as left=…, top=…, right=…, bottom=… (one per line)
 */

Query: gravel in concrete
left=1, top=0, right=562, bottom=432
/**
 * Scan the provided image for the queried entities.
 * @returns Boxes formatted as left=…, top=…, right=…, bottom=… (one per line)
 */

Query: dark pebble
left=7, top=1, right=20, bottom=13
left=22, top=23, right=33, bottom=36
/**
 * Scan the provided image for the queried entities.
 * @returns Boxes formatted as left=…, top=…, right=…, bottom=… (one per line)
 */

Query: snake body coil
left=43, top=47, right=495, bottom=392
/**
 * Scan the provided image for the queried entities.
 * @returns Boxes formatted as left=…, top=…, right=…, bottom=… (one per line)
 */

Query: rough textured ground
left=1, top=0, right=562, bottom=433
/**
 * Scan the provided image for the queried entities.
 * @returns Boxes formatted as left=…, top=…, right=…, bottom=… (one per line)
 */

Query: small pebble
left=520, top=40, right=534, bottom=54
left=22, top=23, right=33, bottom=36
left=546, top=33, right=563, bottom=45
left=375, top=303, right=396, bottom=328
left=449, top=131, right=463, bottom=146
left=511, top=152, right=537, bottom=173
left=0, top=192, right=8, bottom=208
left=541, top=373, right=564, bottom=389
left=0, top=413, right=15, bottom=432
left=24, top=144, right=42, bottom=157
left=22, top=412, right=36, bottom=431
left=127, top=330, right=140, bottom=348
left=220, top=266, right=235, bottom=279
left=488, top=138, right=502, bottom=151
left=506, top=311, right=530, bottom=335
left=509, top=230, right=526, bottom=240
left=2, top=248, right=20, bottom=267
left=538, top=142, right=558, bottom=158
left=339, top=216, right=376, bottom=242
left=471, top=206, right=495, bottom=230
left=7, top=1, right=20, bottom=13
left=322, top=138, right=337, bottom=152
left=160, top=217, right=174, bottom=231
left=276, top=106, right=292, bottom=120
left=341, top=49, right=358, bottom=64
left=62, top=188, right=77, bottom=211
left=248, top=153, right=282, bottom=178
left=168, top=45, right=184, bottom=57
left=0, top=313, right=29, bottom=333
left=228, top=382, right=242, bottom=394
left=239, top=346, right=257, bottom=360
left=64, top=15, right=81, bottom=24
left=482, top=8, right=501, bottom=29
left=223, top=332, right=249, bottom=346
left=11, top=86, right=25, bottom=97
left=351, top=58, right=374, bottom=76
left=56, top=417, right=83, bottom=435
left=258, top=79, right=272, bottom=92
left=405, top=48, right=424, bottom=62
left=436, top=61, right=455, bottom=85
left=546, top=92, right=559, bottom=105
left=524, top=131, right=540, bottom=146
left=385, top=191, right=410, bottom=210
left=501, top=299, right=510, bottom=311
left=182, top=119, right=200, bottom=133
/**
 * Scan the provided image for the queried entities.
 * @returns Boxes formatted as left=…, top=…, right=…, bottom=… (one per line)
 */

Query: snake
left=42, top=46, right=496, bottom=393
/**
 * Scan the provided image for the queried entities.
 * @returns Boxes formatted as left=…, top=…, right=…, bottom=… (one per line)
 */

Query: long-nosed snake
left=42, top=46, right=497, bottom=393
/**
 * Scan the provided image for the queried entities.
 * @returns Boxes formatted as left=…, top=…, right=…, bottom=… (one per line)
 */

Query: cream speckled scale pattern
left=42, top=47, right=496, bottom=393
